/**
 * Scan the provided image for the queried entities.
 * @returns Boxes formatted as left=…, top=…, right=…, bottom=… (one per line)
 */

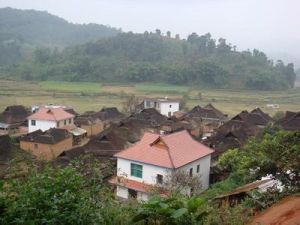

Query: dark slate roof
left=65, top=108, right=80, bottom=116
left=205, top=120, right=259, bottom=158
left=74, top=116, right=98, bottom=126
left=204, top=104, right=228, bottom=119
left=276, top=111, right=300, bottom=131
left=20, top=128, right=71, bottom=144
left=81, top=107, right=125, bottom=122
left=0, top=135, right=11, bottom=161
left=186, top=105, right=223, bottom=120
left=0, top=105, right=30, bottom=125
left=251, top=108, right=274, bottom=122
left=232, top=110, right=269, bottom=126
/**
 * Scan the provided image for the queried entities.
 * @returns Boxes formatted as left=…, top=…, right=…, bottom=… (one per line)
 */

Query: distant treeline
left=6, top=31, right=296, bottom=90
left=0, top=7, right=120, bottom=65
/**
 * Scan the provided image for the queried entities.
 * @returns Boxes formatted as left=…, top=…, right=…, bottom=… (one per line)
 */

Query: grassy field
left=0, top=80, right=299, bottom=116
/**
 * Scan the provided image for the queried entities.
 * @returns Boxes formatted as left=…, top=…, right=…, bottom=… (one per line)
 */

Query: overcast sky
left=1, top=0, right=299, bottom=67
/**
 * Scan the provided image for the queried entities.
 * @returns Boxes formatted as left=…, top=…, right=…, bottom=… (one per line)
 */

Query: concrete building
left=27, top=107, right=75, bottom=133
left=110, top=130, right=214, bottom=201
left=143, top=98, right=180, bottom=117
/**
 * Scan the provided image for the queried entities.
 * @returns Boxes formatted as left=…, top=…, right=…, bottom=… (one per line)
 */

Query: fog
left=1, top=0, right=299, bottom=67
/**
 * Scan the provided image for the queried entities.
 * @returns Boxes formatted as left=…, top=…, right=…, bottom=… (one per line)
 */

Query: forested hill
left=8, top=31, right=296, bottom=90
left=0, top=7, right=120, bottom=65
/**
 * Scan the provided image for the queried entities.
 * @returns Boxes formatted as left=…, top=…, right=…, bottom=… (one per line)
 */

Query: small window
left=189, top=168, right=193, bottom=177
left=156, top=174, right=163, bottom=184
left=34, top=143, right=38, bottom=149
left=31, top=120, right=36, bottom=126
left=57, top=121, right=60, bottom=127
left=131, top=163, right=143, bottom=178
left=197, top=165, right=200, bottom=173
left=169, top=104, right=172, bottom=108
left=128, top=189, right=137, bottom=199
left=69, top=118, right=72, bottom=124
left=64, top=120, right=67, bottom=125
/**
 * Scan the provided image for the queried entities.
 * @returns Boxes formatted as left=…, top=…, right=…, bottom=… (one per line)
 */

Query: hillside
left=0, top=7, right=120, bottom=65
left=7, top=32, right=296, bottom=90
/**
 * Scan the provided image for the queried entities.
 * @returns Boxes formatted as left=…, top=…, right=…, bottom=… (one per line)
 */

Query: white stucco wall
left=116, top=154, right=211, bottom=200
left=159, top=102, right=179, bottom=117
left=28, top=120, right=57, bottom=133
left=28, top=118, right=74, bottom=133
left=117, top=158, right=171, bottom=185
left=179, top=155, right=211, bottom=190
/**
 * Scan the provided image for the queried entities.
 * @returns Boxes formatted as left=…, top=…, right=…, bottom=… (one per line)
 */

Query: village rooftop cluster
left=0, top=98, right=299, bottom=201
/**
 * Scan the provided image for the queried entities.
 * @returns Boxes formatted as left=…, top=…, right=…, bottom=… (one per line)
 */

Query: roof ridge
left=161, top=135, right=175, bottom=169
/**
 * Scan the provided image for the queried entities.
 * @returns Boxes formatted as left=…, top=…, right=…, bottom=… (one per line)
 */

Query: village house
left=0, top=105, right=30, bottom=135
left=275, top=111, right=300, bottom=131
left=110, top=130, right=214, bottom=201
left=141, top=97, right=180, bottom=117
left=74, top=116, right=104, bottom=137
left=27, top=107, right=75, bottom=133
left=20, top=128, right=73, bottom=160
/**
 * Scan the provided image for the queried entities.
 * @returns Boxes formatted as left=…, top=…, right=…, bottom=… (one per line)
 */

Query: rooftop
left=28, top=107, right=74, bottom=121
left=20, top=128, right=71, bottom=144
left=115, top=130, right=214, bottom=168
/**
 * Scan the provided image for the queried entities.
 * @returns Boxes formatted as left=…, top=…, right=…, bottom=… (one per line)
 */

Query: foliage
left=0, top=164, right=133, bottom=225
left=219, top=130, right=300, bottom=190
left=122, top=94, right=141, bottom=114
left=4, top=29, right=296, bottom=90
left=132, top=196, right=208, bottom=225
left=0, top=7, right=120, bottom=65
left=203, top=203, right=252, bottom=225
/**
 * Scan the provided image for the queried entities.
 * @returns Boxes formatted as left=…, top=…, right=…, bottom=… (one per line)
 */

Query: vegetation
left=1, top=128, right=298, bottom=225
left=219, top=129, right=300, bottom=190
left=0, top=7, right=120, bottom=66
left=1, top=80, right=300, bottom=115
left=2, top=30, right=296, bottom=90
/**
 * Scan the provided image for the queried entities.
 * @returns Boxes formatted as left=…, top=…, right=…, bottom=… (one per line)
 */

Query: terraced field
left=0, top=80, right=299, bottom=116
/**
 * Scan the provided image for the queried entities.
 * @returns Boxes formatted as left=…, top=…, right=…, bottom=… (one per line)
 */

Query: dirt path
left=250, top=195, right=300, bottom=225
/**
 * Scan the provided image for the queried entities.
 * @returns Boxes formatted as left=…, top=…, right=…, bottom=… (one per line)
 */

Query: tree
left=219, top=130, right=300, bottom=190
left=122, top=94, right=140, bottom=114
left=132, top=196, right=207, bottom=225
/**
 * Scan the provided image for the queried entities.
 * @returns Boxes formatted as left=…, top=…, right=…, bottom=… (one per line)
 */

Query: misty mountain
left=0, top=7, right=120, bottom=65
left=6, top=32, right=296, bottom=90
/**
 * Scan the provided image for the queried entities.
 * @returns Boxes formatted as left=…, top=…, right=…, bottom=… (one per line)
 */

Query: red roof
left=27, top=107, right=74, bottom=121
left=114, top=130, right=214, bottom=168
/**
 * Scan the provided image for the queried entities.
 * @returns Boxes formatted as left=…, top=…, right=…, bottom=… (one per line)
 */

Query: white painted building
left=143, top=98, right=180, bottom=117
left=27, top=107, right=75, bottom=133
left=110, top=130, right=214, bottom=201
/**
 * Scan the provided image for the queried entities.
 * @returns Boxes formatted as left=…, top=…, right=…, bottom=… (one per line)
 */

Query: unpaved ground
left=250, top=195, right=300, bottom=225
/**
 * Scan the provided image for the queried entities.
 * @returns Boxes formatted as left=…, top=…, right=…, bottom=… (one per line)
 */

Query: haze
left=1, top=0, right=299, bottom=67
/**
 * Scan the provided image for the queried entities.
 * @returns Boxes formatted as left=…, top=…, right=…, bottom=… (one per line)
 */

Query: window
left=131, top=163, right=143, bottom=178
left=128, top=189, right=137, bottom=199
left=31, top=120, right=36, bottom=126
left=145, top=100, right=151, bottom=108
left=64, top=120, right=67, bottom=125
left=189, top=168, right=193, bottom=177
left=34, top=143, right=38, bottom=149
left=169, top=104, right=172, bottom=108
left=156, top=174, right=163, bottom=184
left=69, top=118, right=72, bottom=124
left=197, top=165, right=200, bottom=173
left=57, top=121, right=60, bottom=127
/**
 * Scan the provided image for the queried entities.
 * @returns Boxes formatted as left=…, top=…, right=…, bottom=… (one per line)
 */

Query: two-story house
left=143, top=98, right=180, bottom=117
left=110, top=130, right=214, bottom=201
left=27, top=107, right=75, bottom=133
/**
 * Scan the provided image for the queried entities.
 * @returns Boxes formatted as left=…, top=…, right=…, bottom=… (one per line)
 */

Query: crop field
left=0, top=80, right=299, bottom=116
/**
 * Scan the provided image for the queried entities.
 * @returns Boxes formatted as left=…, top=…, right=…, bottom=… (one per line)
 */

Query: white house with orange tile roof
left=110, top=130, right=214, bottom=201
left=27, top=107, right=75, bottom=133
